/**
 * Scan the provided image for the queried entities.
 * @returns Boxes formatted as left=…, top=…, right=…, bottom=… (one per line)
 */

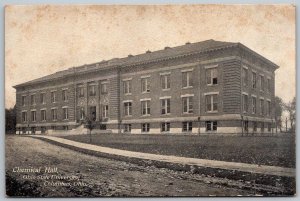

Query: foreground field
left=6, top=135, right=257, bottom=197
left=63, top=134, right=295, bottom=168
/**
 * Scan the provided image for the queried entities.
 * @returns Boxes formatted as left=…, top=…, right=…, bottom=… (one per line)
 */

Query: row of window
left=242, top=67, right=272, bottom=92
left=22, top=107, right=69, bottom=122
left=78, top=82, right=108, bottom=97
left=123, top=94, right=218, bottom=116
left=22, top=90, right=68, bottom=106
left=123, top=67, right=218, bottom=95
left=243, top=121, right=272, bottom=132
left=242, top=94, right=271, bottom=116
left=123, top=121, right=217, bottom=133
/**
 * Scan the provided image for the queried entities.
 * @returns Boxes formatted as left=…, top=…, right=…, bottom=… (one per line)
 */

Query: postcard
left=5, top=4, right=296, bottom=197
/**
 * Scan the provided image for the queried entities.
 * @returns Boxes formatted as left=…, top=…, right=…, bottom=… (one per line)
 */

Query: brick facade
left=14, top=40, right=278, bottom=135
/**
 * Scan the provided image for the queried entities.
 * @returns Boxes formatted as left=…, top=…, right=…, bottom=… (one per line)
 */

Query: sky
left=5, top=4, right=295, bottom=109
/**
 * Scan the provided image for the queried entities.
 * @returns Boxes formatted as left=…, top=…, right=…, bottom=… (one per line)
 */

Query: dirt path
left=6, top=135, right=257, bottom=197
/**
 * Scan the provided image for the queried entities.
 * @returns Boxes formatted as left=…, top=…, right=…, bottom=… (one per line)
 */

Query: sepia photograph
left=5, top=4, right=296, bottom=197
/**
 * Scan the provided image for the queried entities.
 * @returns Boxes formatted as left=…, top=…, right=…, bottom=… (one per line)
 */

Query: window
left=260, top=99, right=264, bottom=115
left=141, top=100, right=151, bottom=115
left=123, top=80, right=132, bottom=94
left=182, top=122, right=192, bottom=132
left=78, top=86, right=84, bottom=97
left=142, top=123, right=150, bottom=132
left=206, top=68, right=218, bottom=85
left=124, top=124, right=131, bottom=133
left=101, top=82, right=108, bottom=94
left=100, top=124, right=107, bottom=130
left=242, top=68, right=248, bottom=86
left=141, top=78, right=150, bottom=93
left=161, top=122, right=170, bottom=132
left=261, top=122, right=265, bottom=132
left=253, top=122, right=257, bottom=132
left=252, top=97, right=256, bottom=114
left=51, top=126, right=56, bottom=130
left=80, top=107, right=85, bottom=120
left=124, top=102, right=132, bottom=116
left=51, top=108, right=57, bottom=120
left=260, top=75, right=264, bottom=91
left=206, top=94, right=218, bottom=112
left=89, top=85, right=96, bottom=96
left=161, top=74, right=170, bottom=90
left=267, top=78, right=271, bottom=92
left=182, top=96, right=193, bottom=113
left=102, top=105, right=109, bottom=118
left=161, top=98, right=170, bottom=115
left=41, top=110, right=46, bottom=121
left=267, top=100, right=271, bottom=116
left=30, top=95, right=36, bottom=105
left=22, top=96, right=27, bottom=106
left=62, top=90, right=68, bottom=101
left=252, top=72, right=257, bottom=89
left=268, top=123, right=271, bottom=132
left=243, top=121, right=249, bottom=132
left=206, top=121, right=217, bottom=131
left=63, top=126, right=69, bottom=131
left=243, top=94, right=248, bottom=113
left=31, top=111, right=36, bottom=122
left=63, top=107, right=68, bottom=120
left=40, top=93, right=46, bottom=104
left=182, top=71, right=193, bottom=88
left=51, top=91, right=56, bottom=103
left=22, top=111, right=27, bottom=122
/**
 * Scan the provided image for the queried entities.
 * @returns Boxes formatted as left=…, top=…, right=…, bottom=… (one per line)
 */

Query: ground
left=63, top=133, right=296, bottom=168
left=6, top=135, right=262, bottom=197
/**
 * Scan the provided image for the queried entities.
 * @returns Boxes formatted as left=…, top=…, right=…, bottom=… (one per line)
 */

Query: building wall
left=15, top=45, right=277, bottom=135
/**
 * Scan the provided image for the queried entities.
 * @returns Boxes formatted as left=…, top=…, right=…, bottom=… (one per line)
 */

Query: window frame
left=41, top=109, right=47, bottom=121
left=161, top=122, right=170, bottom=132
left=102, top=105, right=109, bottom=118
left=161, top=74, right=170, bottom=90
left=182, top=96, right=193, bottom=114
left=182, top=121, right=193, bottom=132
left=182, top=71, right=193, bottom=88
left=206, top=67, right=218, bottom=86
left=141, top=100, right=151, bottom=116
left=161, top=98, right=171, bottom=115
left=22, top=111, right=27, bottom=122
left=51, top=91, right=56, bottom=103
left=252, top=71, right=257, bottom=89
left=205, top=94, right=218, bottom=113
left=62, top=89, right=68, bottom=101
left=242, top=94, right=248, bottom=113
left=30, top=94, right=36, bottom=105
left=141, top=77, right=150, bottom=93
left=63, top=107, right=68, bottom=120
left=31, top=110, right=36, bottom=122
left=141, top=123, right=150, bottom=133
left=206, top=121, right=218, bottom=131
left=51, top=108, right=58, bottom=121
left=123, top=80, right=132, bottom=95
left=22, top=96, right=27, bottom=106
left=252, top=96, right=257, bottom=114
left=124, top=101, right=132, bottom=116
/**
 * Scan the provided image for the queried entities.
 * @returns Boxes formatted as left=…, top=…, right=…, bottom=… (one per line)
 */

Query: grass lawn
left=62, top=134, right=295, bottom=168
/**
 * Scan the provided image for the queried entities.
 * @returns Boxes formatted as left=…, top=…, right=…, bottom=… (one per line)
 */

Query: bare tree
left=274, top=96, right=284, bottom=132
left=283, top=97, right=296, bottom=132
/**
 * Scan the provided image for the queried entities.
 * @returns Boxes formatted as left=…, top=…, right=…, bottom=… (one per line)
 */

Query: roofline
left=13, top=43, right=236, bottom=89
left=13, top=41, right=278, bottom=89
left=237, top=43, right=279, bottom=70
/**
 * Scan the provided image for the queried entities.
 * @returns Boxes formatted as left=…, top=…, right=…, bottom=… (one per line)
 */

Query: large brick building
left=14, top=39, right=278, bottom=135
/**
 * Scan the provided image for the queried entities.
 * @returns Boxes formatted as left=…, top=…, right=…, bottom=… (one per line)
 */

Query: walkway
left=30, top=135, right=295, bottom=177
